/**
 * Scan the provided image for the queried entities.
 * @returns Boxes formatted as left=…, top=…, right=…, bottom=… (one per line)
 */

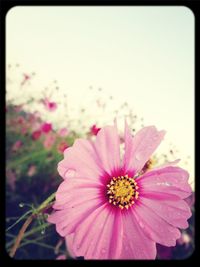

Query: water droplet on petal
left=138, top=221, right=144, bottom=229
left=135, top=151, right=143, bottom=161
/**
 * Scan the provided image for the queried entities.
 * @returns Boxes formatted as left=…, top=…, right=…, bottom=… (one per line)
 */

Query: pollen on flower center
left=107, top=175, right=139, bottom=209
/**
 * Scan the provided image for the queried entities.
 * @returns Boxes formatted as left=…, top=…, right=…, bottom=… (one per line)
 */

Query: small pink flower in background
left=21, top=127, right=28, bottom=135
left=17, top=116, right=25, bottom=125
left=7, top=170, right=16, bottom=191
left=41, top=122, right=52, bottom=134
left=12, top=140, right=23, bottom=152
left=21, top=73, right=31, bottom=86
left=57, top=128, right=69, bottom=137
left=33, top=111, right=41, bottom=118
left=43, top=134, right=56, bottom=150
left=32, top=130, right=42, bottom=140
left=48, top=121, right=192, bottom=259
left=27, top=113, right=37, bottom=124
left=57, top=141, right=68, bottom=154
left=27, top=165, right=37, bottom=177
left=42, top=98, right=57, bottom=112
left=14, top=105, right=23, bottom=113
left=90, top=124, right=101, bottom=136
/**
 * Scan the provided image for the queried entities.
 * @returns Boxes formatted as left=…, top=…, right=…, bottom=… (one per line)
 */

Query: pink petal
left=120, top=208, right=157, bottom=259
left=65, top=234, right=76, bottom=258
left=94, top=123, right=121, bottom=176
left=137, top=166, right=192, bottom=199
left=48, top=196, right=103, bottom=237
left=123, top=123, right=166, bottom=175
left=133, top=202, right=181, bottom=247
left=58, top=139, right=103, bottom=181
left=139, top=197, right=192, bottom=229
left=53, top=178, right=103, bottom=209
left=72, top=204, right=123, bottom=259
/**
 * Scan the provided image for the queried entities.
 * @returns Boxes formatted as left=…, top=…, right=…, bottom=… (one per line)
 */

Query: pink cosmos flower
left=43, top=134, right=56, bottom=150
left=21, top=73, right=31, bottom=86
left=17, top=116, right=25, bottom=125
left=32, top=130, right=42, bottom=140
left=27, top=165, right=37, bottom=177
left=12, top=140, right=23, bottom=152
left=42, top=98, right=57, bottom=112
left=41, top=122, right=52, bottom=134
left=7, top=170, right=17, bottom=191
left=57, top=128, right=69, bottom=137
left=57, top=141, right=69, bottom=154
left=21, top=127, right=28, bottom=135
left=90, top=124, right=101, bottom=136
left=48, top=122, right=192, bottom=259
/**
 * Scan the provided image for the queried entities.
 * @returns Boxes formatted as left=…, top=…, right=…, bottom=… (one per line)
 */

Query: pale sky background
left=6, top=6, right=194, bottom=188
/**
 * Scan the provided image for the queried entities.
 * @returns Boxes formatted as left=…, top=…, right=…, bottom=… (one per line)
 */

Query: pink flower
left=43, top=134, right=56, bottom=149
left=21, top=127, right=28, bottom=135
left=12, top=140, right=23, bottom=152
left=17, top=116, right=25, bottom=124
left=57, top=128, right=69, bottom=137
left=57, top=141, right=68, bottom=154
left=21, top=73, right=31, bottom=86
left=14, top=105, right=23, bottom=113
left=41, top=122, right=52, bottom=134
left=42, top=98, right=57, bottom=112
left=27, top=165, right=37, bottom=177
left=32, top=130, right=42, bottom=140
left=90, top=124, right=101, bottom=136
left=7, top=170, right=16, bottom=191
left=48, top=122, right=192, bottom=259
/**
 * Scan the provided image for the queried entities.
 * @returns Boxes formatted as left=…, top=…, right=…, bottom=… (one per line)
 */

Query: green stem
left=6, top=210, right=32, bottom=232
left=6, top=223, right=51, bottom=249
left=9, top=192, right=55, bottom=257
left=36, top=192, right=56, bottom=212
left=24, top=223, right=51, bottom=238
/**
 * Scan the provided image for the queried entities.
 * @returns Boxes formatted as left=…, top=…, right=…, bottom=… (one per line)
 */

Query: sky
left=6, top=6, right=194, bottom=187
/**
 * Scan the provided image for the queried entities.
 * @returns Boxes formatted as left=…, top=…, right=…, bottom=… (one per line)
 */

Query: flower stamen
left=107, top=175, right=139, bottom=209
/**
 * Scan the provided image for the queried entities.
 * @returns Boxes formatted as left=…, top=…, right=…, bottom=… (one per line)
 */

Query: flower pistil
left=107, top=175, right=139, bottom=209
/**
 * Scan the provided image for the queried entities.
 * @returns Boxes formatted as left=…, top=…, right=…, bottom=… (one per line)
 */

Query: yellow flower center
left=107, top=175, right=139, bottom=209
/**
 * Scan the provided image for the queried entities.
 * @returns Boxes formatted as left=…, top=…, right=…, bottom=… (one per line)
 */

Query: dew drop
left=138, top=221, right=144, bottom=229
left=19, top=203, right=24, bottom=208
left=135, top=151, right=143, bottom=161
left=41, top=229, right=45, bottom=235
